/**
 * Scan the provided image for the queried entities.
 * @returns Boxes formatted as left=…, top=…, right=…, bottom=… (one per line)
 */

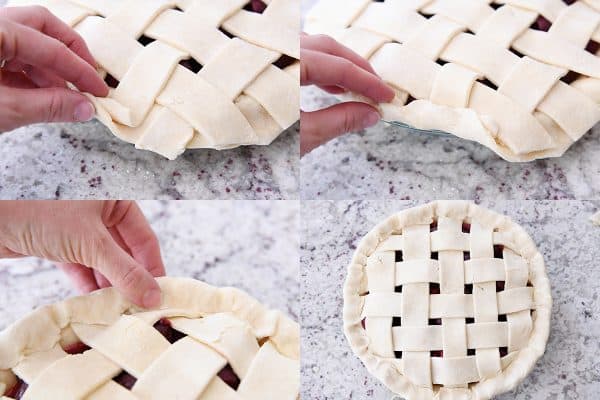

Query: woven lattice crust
left=344, top=201, right=551, bottom=400
left=8, top=0, right=300, bottom=159
left=0, top=277, right=300, bottom=400
left=306, top=0, right=600, bottom=162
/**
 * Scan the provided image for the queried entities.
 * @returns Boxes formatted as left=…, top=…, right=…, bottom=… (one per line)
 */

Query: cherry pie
left=0, top=277, right=300, bottom=399
left=306, top=0, right=600, bottom=162
left=344, top=201, right=551, bottom=399
left=7, top=0, right=300, bottom=160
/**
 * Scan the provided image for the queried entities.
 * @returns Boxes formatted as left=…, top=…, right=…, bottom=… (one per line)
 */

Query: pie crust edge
left=343, top=201, right=552, bottom=400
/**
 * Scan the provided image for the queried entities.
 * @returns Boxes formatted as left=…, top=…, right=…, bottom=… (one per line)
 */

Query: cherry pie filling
left=4, top=319, right=242, bottom=399
left=360, top=220, right=535, bottom=377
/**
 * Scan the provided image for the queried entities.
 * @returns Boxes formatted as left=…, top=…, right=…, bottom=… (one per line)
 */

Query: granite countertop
left=301, top=200, right=600, bottom=399
left=0, top=121, right=299, bottom=200
left=0, top=200, right=299, bottom=331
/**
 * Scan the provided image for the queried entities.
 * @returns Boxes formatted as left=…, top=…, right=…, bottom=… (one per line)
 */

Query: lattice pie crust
left=344, top=201, right=551, bottom=399
left=8, top=0, right=300, bottom=160
left=306, top=0, right=600, bottom=162
left=0, top=277, right=300, bottom=399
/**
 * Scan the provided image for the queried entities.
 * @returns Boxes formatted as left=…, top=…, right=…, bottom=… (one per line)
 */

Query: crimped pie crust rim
left=343, top=201, right=552, bottom=400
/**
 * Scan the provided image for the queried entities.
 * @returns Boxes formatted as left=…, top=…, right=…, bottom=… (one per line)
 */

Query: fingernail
left=142, top=288, right=162, bottom=308
left=362, top=112, right=380, bottom=129
left=74, top=101, right=95, bottom=122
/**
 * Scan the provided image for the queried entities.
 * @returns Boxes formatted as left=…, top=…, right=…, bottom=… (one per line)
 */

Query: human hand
left=0, top=6, right=108, bottom=132
left=300, top=34, right=395, bottom=156
left=0, top=201, right=165, bottom=308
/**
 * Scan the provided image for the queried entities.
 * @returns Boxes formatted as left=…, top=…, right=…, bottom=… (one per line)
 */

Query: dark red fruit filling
left=218, top=364, right=241, bottom=390
left=5, top=378, right=27, bottom=400
left=63, top=341, right=91, bottom=354
left=153, top=319, right=185, bottom=344
left=113, top=371, right=138, bottom=390
left=246, top=0, right=267, bottom=13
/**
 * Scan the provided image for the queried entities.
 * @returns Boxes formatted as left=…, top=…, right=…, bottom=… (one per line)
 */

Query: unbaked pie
left=344, top=201, right=551, bottom=399
left=0, top=277, right=300, bottom=399
left=306, top=0, right=600, bottom=162
left=7, top=0, right=300, bottom=160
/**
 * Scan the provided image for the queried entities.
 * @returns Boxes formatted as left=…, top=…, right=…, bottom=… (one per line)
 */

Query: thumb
left=1, top=86, right=95, bottom=131
left=301, top=102, right=380, bottom=155
left=85, top=231, right=162, bottom=309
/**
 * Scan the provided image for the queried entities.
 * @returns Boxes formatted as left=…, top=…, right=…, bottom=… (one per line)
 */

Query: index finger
left=113, top=202, right=166, bottom=278
left=301, top=49, right=395, bottom=103
left=302, top=34, right=377, bottom=75
left=0, top=19, right=108, bottom=96
left=0, top=6, right=97, bottom=68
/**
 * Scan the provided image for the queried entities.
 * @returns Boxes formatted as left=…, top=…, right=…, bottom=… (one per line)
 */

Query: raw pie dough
left=7, top=0, right=300, bottom=160
left=306, top=0, right=600, bottom=162
left=344, top=201, right=551, bottom=399
left=0, top=277, right=300, bottom=400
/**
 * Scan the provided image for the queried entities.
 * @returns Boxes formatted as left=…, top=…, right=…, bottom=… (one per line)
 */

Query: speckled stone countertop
left=301, top=87, right=600, bottom=201
left=0, top=200, right=299, bottom=331
left=0, top=121, right=299, bottom=200
left=301, top=200, right=600, bottom=399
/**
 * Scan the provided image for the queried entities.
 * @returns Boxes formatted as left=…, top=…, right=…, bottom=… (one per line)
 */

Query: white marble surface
left=301, top=200, right=600, bottom=399
left=0, top=121, right=299, bottom=200
left=0, top=200, right=299, bottom=331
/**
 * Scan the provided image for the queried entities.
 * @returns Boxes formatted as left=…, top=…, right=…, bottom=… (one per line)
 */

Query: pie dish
left=305, top=0, right=600, bottom=162
left=344, top=201, right=551, bottom=399
left=7, top=0, right=300, bottom=160
left=0, top=277, right=300, bottom=399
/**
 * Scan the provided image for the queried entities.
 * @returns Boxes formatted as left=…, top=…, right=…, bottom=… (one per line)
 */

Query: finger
left=0, top=71, right=37, bottom=89
left=57, top=263, right=100, bottom=293
left=23, top=65, right=67, bottom=88
left=113, top=203, right=166, bottom=278
left=0, top=6, right=98, bottom=68
left=318, top=85, right=347, bottom=95
left=0, top=244, right=24, bottom=258
left=5, top=60, right=68, bottom=88
left=0, top=86, right=95, bottom=131
left=0, top=19, right=108, bottom=96
left=301, top=102, right=381, bottom=155
left=93, top=269, right=111, bottom=289
left=300, top=49, right=395, bottom=103
left=87, top=230, right=162, bottom=308
left=302, top=34, right=377, bottom=75
left=93, top=226, right=131, bottom=289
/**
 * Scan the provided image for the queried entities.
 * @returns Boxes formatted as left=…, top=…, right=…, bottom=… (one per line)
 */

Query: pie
left=305, top=0, right=600, bottom=162
left=0, top=277, right=300, bottom=399
left=344, top=201, right=551, bottom=399
left=7, top=0, right=300, bottom=160
left=592, top=211, right=600, bottom=225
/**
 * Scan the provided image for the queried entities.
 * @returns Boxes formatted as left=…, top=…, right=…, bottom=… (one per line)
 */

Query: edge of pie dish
left=305, top=0, right=600, bottom=162
left=343, top=201, right=552, bottom=400
left=0, top=277, right=300, bottom=399
left=7, top=0, right=301, bottom=160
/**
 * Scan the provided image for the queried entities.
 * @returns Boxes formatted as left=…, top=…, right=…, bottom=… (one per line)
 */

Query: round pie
left=0, top=277, right=300, bottom=399
left=306, top=0, right=600, bottom=162
left=7, top=0, right=300, bottom=160
left=344, top=201, right=551, bottom=399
